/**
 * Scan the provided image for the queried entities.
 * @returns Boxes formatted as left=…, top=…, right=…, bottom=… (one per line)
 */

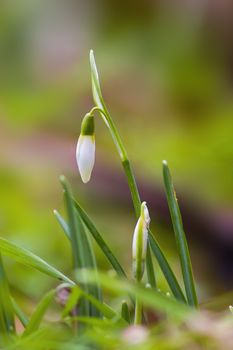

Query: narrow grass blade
left=55, top=205, right=103, bottom=311
left=162, top=160, right=198, bottom=307
left=60, top=176, right=82, bottom=269
left=62, top=284, right=118, bottom=320
left=54, top=208, right=102, bottom=307
left=0, top=253, right=15, bottom=343
left=76, top=270, right=191, bottom=320
left=89, top=50, right=105, bottom=112
left=148, top=232, right=186, bottom=302
left=73, top=199, right=126, bottom=278
left=75, top=218, right=102, bottom=318
left=73, top=317, right=117, bottom=327
left=23, top=290, right=56, bottom=336
left=57, top=199, right=185, bottom=305
left=89, top=51, right=182, bottom=306
left=53, top=209, right=70, bottom=240
left=55, top=205, right=102, bottom=312
left=11, top=297, right=29, bottom=328
left=121, top=300, right=131, bottom=324
left=82, top=290, right=117, bottom=320
left=60, top=176, right=93, bottom=317
left=60, top=176, right=102, bottom=317
left=0, top=238, right=74, bottom=285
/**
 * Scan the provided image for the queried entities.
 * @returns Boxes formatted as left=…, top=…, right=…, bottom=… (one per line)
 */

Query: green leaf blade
left=0, top=253, right=15, bottom=343
left=0, top=238, right=74, bottom=285
left=23, top=289, right=56, bottom=336
left=89, top=50, right=104, bottom=111
left=76, top=269, right=191, bottom=320
left=53, top=209, right=71, bottom=240
left=148, top=232, right=186, bottom=303
left=121, top=300, right=131, bottom=324
left=11, top=297, right=29, bottom=328
left=162, top=160, right=198, bottom=308
left=73, top=199, right=126, bottom=278
left=60, top=176, right=102, bottom=317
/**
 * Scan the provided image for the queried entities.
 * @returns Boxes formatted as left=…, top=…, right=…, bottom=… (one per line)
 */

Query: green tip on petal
left=81, top=113, right=95, bottom=136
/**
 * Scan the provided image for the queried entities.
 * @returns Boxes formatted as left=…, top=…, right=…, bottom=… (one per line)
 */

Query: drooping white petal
left=76, top=135, right=95, bottom=183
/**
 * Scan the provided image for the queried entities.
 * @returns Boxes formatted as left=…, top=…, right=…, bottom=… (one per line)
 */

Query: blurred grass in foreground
left=0, top=0, right=232, bottom=303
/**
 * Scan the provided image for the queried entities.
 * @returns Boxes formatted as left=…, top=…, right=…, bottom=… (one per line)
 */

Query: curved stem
left=90, top=106, right=129, bottom=163
left=89, top=103, right=186, bottom=302
left=89, top=106, right=141, bottom=216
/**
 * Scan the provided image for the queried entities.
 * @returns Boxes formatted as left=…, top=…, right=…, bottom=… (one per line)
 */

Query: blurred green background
left=0, top=0, right=233, bottom=306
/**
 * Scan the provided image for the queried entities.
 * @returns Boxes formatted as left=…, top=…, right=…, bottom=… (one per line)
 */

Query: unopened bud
left=132, top=202, right=150, bottom=282
left=76, top=113, right=95, bottom=183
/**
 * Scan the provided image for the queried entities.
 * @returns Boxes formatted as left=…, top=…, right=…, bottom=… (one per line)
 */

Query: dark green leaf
left=148, top=232, right=186, bottom=303
left=60, top=176, right=102, bottom=317
left=73, top=199, right=126, bottom=278
left=162, top=160, right=198, bottom=307
left=121, top=300, right=131, bottom=324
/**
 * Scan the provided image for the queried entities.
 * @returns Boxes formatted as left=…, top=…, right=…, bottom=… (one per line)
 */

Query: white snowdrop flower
left=132, top=202, right=150, bottom=282
left=76, top=113, right=95, bottom=183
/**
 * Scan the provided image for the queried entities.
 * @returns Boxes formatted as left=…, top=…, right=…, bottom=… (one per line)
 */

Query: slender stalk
left=89, top=51, right=186, bottom=302
left=134, top=297, right=142, bottom=324
left=90, top=102, right=185, bottom=299
left=122, top=159, right=141, bottom=216
left=89, top=108, right=156, bottom=288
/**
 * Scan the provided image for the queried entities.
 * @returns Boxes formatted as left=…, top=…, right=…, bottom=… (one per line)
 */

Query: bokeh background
left=0, top=0, right=233, bottom=308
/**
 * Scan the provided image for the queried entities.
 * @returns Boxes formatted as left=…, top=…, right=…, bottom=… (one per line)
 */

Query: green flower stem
left=89, top=107, right=154, bottom=289
left=89, top=51, right=185, bottom=301
left=89, top=106, right=186, bottom=301
left=89, top=107, right=141, bottom=216
left=134, top=297, right=142, bottom=325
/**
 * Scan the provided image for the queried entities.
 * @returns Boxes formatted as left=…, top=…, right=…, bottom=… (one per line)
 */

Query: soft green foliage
left=73, top=199, right=126, bottom=278
left=23, top=290, right=56, bottom=337
left=0, top=238, right=74, bottom=285
left=60, top=175, right=102, bottom=318
left=0, top=51, right=232, bottom=350
left=163, top=161, right=198, bottom=307
left=0, top=254, right=15, bottom=344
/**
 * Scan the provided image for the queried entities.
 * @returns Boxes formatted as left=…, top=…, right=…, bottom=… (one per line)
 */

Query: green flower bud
left=132, top=202, right=150, bottom=282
